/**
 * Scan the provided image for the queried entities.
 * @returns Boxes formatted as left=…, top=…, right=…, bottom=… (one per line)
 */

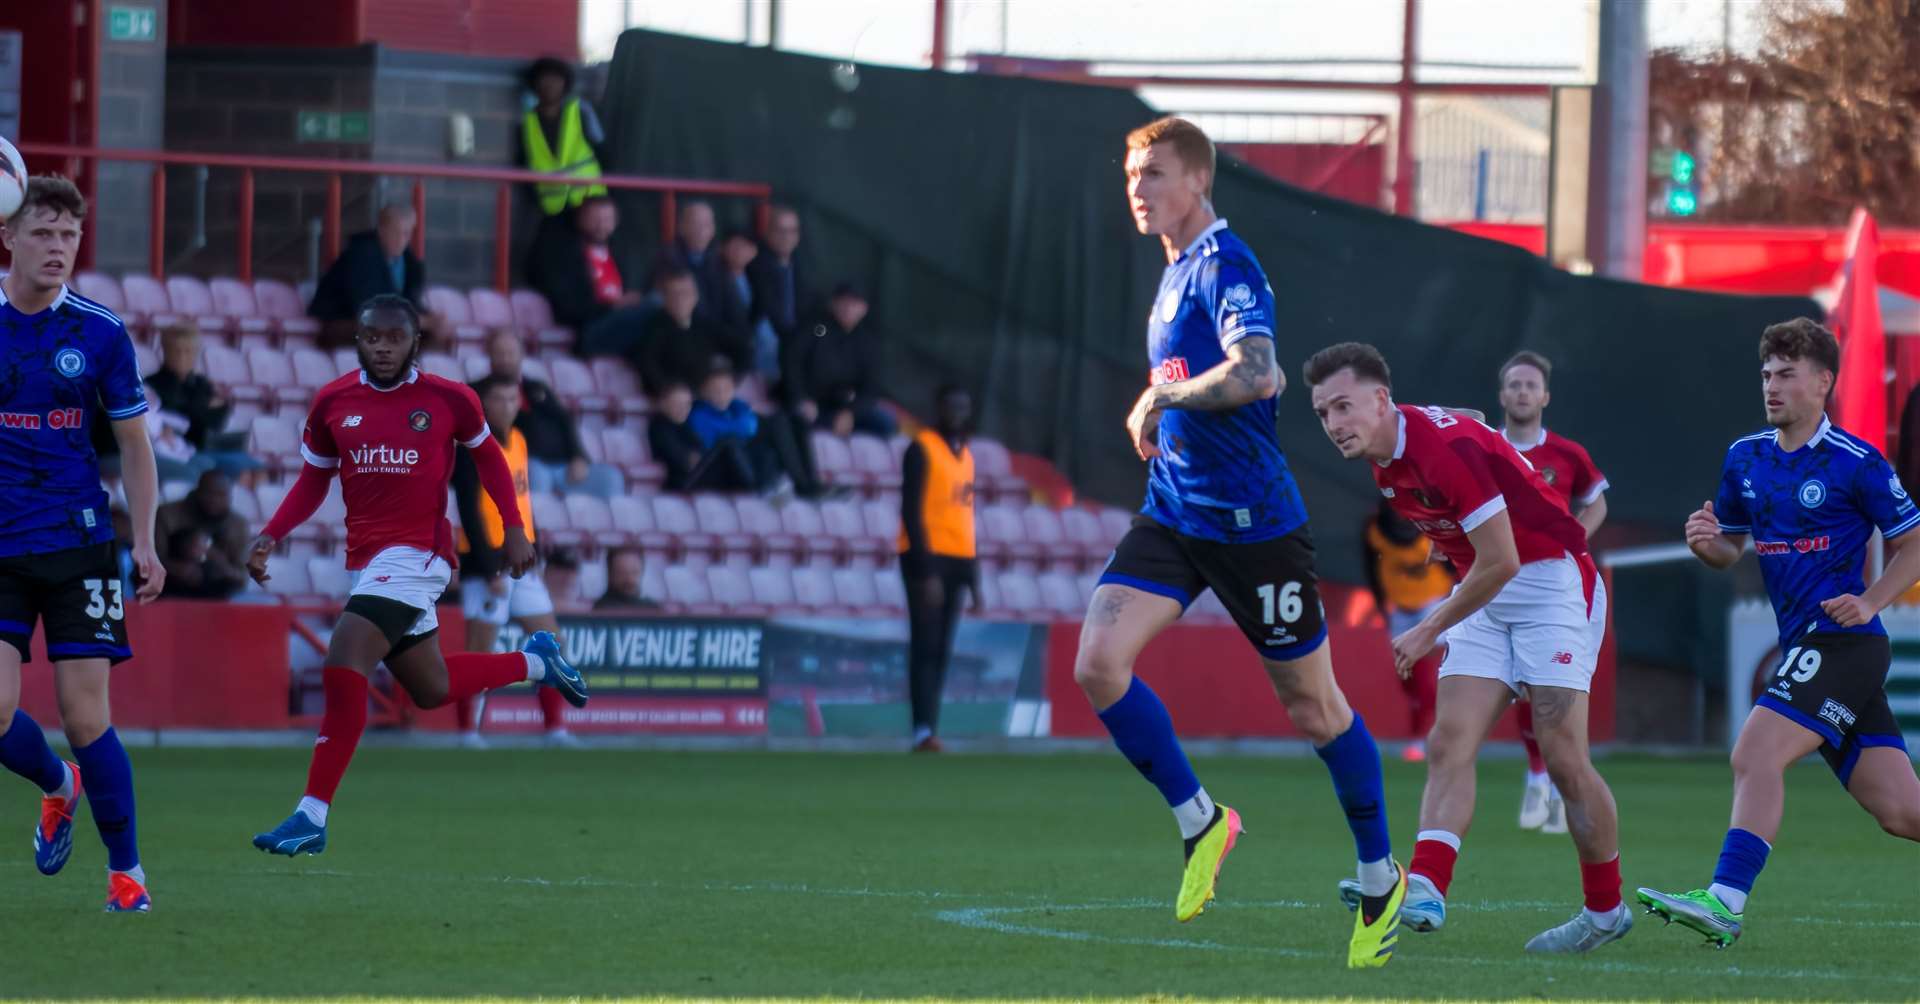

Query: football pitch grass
left=6, top=746, right=1917, bottom=1002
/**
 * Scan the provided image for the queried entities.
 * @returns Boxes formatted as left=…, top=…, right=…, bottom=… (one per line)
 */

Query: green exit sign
left=297, top=110, right=371, bottom=144
left=106, top=5, right=157, bottom=43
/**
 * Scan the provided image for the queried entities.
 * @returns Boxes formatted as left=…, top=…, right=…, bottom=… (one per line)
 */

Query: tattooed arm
left=1126, top=337, right=1280, bottom=460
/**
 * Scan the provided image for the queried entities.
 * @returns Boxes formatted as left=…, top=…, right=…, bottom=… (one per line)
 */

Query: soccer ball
left=0, top=136, right=26, bottom=220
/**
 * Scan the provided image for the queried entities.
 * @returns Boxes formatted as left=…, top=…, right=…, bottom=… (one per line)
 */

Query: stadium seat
left=970, top=438, right=1029, bottom=504
left=420, top=351, right=464, bottom=385
left=1059, top=507, right=1109, bottom=567
left=820, top=498, right=885, bottom=567
left=564, top=494, right=625, bottom=548
left=609, top=494, right=673, bottom=554
left=160, top=478, right=193, bottom=503
left=663, top=565, right=722, bottom=615
left=330, top=348, right=359, bottom=377
left=229, top=482, right=263, bottom=523
left=520, top=355, right=550, bottom=386
left=830, top=567, right=887, bottom=615
left=424, top=285, right=484, bottom=342
left=734, top=497, right=800, bottom=564
left=509, top=289, right=574, bottom=349
left=1077, top=572, right=1101, bottom=607
left=164, top=276, right=235, bottom=335
left=692, top=494, right=756, bottom=559
left=120, top=275, right=180, bottom=331
left=461, top=354, right=490, bottom=382
left=546, top=356, right=607, bottom=415
left=705, top=565, right=764, bottom=615
left=531, top=492, right=578, bottom=548
left=306, top=556, right=353, bottom=598
left=134, top=341, right=159, bottom=378
left=975, top=568, right=1003, bottom=615
left=789, top=566, right=844, bottom=615
left=292, top=348, right=339, bottom=390
left=599, top=426, right=663, bottom=485
left=859, top=498, right=899, bottom=548
left=244, top=348, right=306, bottom=407
left=848, top=434, right=900, bottom=492
left=777, top=499, right=835, bottom=563
left=252, top=279, right=322, bottom=341
left=871, top=567, right=907, bottom=611
left=652, top=495, right=715, bottom=559
left=1035, top=571, right=1082, bottom=616
left=995, top=570, right=1043, bottom=615
left=588, top=358, right=646, bottom=416
left=75, top=272, right=133, bottom=325
left=203, top=343, right=265, bottom=405
left=1020, top=506, right=1080, bottom=570
left=975, top=504, right=1028, bottom=567
left=809, top=432, right=857, bottom=490
left=1098, top=508, right=1136, bottom=545
left=209, top=277, right=275, bottom=338
left=263, top=558, right=315, bottom=598
left=747, top=565, right=798, bottom=611
left=468, top=288, right=516, bottom=331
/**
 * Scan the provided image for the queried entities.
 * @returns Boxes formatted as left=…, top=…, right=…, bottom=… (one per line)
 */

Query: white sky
left=579, top=0, right=1770, bottom=74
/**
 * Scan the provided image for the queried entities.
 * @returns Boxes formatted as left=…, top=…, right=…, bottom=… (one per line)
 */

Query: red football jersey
left=1372, top=404, right=1590, bottom=577
left=1504, top=426, right=1608, bottom=508
left=300, top=368, right=490, bottom=569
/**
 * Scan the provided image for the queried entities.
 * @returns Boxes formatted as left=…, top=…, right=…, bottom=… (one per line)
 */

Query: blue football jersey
left=1140, top=219, right=1307, bottom=543
left=1714, top=416, right=1920, bottom=647
left=0, top=284, right=148, bottom=558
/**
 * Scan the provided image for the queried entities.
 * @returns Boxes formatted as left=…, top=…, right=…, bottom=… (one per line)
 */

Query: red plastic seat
left=291, top=348, right=338, bottom=390
left=848, top=434, right=899, bottom=492
left=1021, top=506, right=1080, bottom=569
left=120, top=275, right=180, bottom=330
left=693, top=494, right=755, bottom=559
left=509, top=289, right=574, bottom=349
left=789, top=566, right=843, bottom=614
left=306, top=557, right=354, bottom=598
left=252, top=279, right=321, bottom=340
left=830, top=567, right=884, bottom=614
left=748, top=566, right=797, bottom=609
left=820, top=498, right=884, bottom=566
left=1099, top=508, right=1136, bottom=545
left=164, top=276, right=234, bottom=335
left=705, top=565, right=764, bottom=615
left=74, top=272, right=133, bottom=325
left=975, top=504, right=1028, bottom=566
left=244, top=347, right=306, bottom=407
left=134, top=342, right=159, bottom=377
left=531, top=492, right=578, bottom=548
left=996, top=571, right=1043, bottom=616
left=564, top=494, right=625, bottom=547
left=209, top=277, right=275, bottom=338
left=664, top=565, right=722, bottom=615
left=589, top=358, right=644, bottom=416
left=203, top=344, right=263, bottom=404
left=1060, top=507, right=1109, bottom=565
left=420, top=351, right=465, bottom=385
left=425, top=285, right=484, bottom=342
left=734, top=497, right=799, bottom=563
left=860, top=499, right=899, bottom=546
left=468, top=288, right=515, bottom=329
left=600, top=426, right=662, bottom=485
left=970, top=438, right=1028, bottom=504
left=1036, top=571, right=1083, bottom=616
left=871, top=567, right=907, bottom=611
left=809, top=432, right=860, bottom=490
left=249, top=415, right=302, bottom=474
left=546, top=356, right=606, bottom=414
left=652, top=495, right=714, bottom=559
left=609, top=494, right=673, bottom=554
left=777, top=499, right=832, bottom=563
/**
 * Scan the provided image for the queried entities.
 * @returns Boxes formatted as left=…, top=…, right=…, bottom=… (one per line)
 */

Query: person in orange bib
left=898, top=385, right=982, bottom=752
left=1363, top=498, right=1456, bottom=762
left=452, top=376, right=572, bottom=747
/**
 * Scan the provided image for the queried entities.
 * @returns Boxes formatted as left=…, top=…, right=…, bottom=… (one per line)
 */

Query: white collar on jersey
left=358, top=366, right=421, bottom=392
left=1502, top=425, right=1548, bottom=451
left=1379, top=408, right=1408, bottom=467
left=1776, top=414, right=1833, bottom=451
left=0, top=281, right=71, bottom=313
left=1178, top=218, right=1231, bottom=260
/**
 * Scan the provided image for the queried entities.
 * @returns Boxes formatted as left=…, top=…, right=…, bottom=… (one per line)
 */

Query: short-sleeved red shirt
left=1372, top=404, right=1591, bottom=578
left=301, top=367, right=490, bottom=569
left=1504, top=426, right=1608, bottom=508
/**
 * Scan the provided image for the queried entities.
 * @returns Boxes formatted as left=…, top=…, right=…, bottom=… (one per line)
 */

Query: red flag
left=1832, top=208, right=1886, bottom=451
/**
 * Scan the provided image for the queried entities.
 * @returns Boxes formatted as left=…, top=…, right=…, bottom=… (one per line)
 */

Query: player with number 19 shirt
left=1079, top=117, right=1401, bottom=971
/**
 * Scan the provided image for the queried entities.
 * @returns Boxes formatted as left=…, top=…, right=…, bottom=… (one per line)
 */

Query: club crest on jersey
left=1892, top=476, right=1910, bottom=501
left=1798, top=479, right=1827, bottom=509
left=1223, top=283, right=1255, bottom=310
left=53, top=348, right=85, bottom=377
left=1539, top=465, right=1558, bottom=485
left=408, top=409, right=431, bottom=432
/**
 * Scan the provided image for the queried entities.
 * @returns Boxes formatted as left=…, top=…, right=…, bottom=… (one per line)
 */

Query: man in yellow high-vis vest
left=520, top=57, right=607, bottom=216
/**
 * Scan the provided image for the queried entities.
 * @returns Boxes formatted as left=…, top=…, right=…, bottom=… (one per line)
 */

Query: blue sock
left=1711, top=827, right=1770, bottom=898
left=1096, top=678, right=1201, bottom=807
left=0, top=709, right=68, bottom=794
left=1314, top=713, right=1393, bottom=865
left=73, top=728, right=139, bottom=872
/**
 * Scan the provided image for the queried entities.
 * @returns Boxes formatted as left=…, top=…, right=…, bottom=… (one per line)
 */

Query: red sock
left=1406, top=652, right=1440, bottom=736
left=1517, top=701, right=1546, bottom=773
left=1581, top=855, right=1622, bottom=912
left=304, top=667, right=368, bottom=803
left=1409, top=835, right=1460, bottom=896
left=440, top=652, right=531, bottom=707
left=455, top=696, right=479, bottom=732
left=538, top=686, right=567, bottom=730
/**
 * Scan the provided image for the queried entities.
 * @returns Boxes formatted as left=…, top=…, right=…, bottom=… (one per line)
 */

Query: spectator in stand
left=632, top=267, right=748, bottom=395
left=784, top=282, right=896, bottom=437
left=653, top=200, right=723, bottom=320
left=898, top=385, right=982, bottom=753
left=648, top=381, right=748, bottom=493
left=712, top=229, right=761, bottom=360
left=155, top=470, right=250, bottom=599
left=308, top=204, right=446, bottom=348
left=519, top=56, right=607, bottom=217
left=484, top=328, right=622, bottom=498
left=543, top=548, right=583, bottom=610
left=688, top=359, right=828, bottom=498
left=147, top=411, right=209, bottom=483
left=749, top=205, right=808, bottom=378
left=144, top=322, right=261, bottom=478
left=594, top=548, right=660, bottom=611
left=1361, top=497, right=1454, bottom=762
left=526, top=195, right=649, bottom=358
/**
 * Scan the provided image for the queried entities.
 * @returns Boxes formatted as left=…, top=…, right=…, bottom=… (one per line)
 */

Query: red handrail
left=15, top=143, right=774, bottom=291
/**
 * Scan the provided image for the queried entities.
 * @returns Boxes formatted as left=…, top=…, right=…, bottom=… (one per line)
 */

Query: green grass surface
left=6, top=748, right=1917, bottom=1002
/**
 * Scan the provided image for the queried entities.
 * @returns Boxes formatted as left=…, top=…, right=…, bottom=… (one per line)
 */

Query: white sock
left=1357, top=856, right=1397, bottom=897
left=1708, top=882, right=1748, bottom=914
left=1526, top=769, right=1549, bottom=786
left=296, top=796, right=329, bottom=827
left=1173, top=788, right=1215, bottom=840
left=1584, top=904, right=1622, bottom=930
left=50, top=764, right=75, bottom=802
left=1415, top=828, right=1462, bottom=851
left=523, top=651, right=547, bottom=681
left=911, top=726, right=933, bottom=745
left=111, top=863, right=147, bottom=885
